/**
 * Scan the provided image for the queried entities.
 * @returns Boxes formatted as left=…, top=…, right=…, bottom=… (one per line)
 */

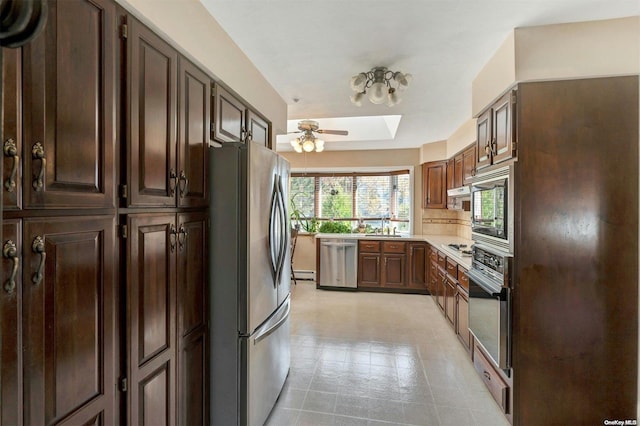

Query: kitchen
left=0, top=1, right=638, bottom=426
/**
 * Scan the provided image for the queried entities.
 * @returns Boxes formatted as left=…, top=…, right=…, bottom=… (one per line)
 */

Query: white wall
left=446, top=119, right=477, bottom=158
left=472, top=16, right=640, bottom=116
left=115, top=0, right=288, bottom=138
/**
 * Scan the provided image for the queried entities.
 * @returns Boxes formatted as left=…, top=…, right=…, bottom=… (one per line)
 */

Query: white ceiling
left=199, top=0, right=639, bottom=152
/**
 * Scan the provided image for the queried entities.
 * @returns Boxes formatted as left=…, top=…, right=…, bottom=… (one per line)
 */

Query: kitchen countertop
left=315, top=233, right=474, bottom=270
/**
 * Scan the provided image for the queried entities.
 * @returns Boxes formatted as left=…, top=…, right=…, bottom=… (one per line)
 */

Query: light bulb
left=350, top=73, right=367, bottom=91
left=314, top=140, right=324, bottom=152
left=293, top=143, right=303, bottom=153
left=350, top=91, right=364, bottom=106
left=368, top=81, right=387, bottom=104
left=302, top=139, right=315, bottom=152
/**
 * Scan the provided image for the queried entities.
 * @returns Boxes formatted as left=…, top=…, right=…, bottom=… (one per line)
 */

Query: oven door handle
left=467, top=269, right=506, bottom=298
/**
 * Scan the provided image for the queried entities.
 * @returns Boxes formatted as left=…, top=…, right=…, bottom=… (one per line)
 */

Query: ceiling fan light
left=350, top=91, right=364, bottom=106
left=293, top=143, right=303, bottom=153
left=394, top=72, right=412, bottom=89
left=368, top=81, right=387, bottom=104
left=350, top=73, right=367, bottom=91
left=387, top=89, right=401, bottom=106
left=314, top=139, right=324, bottom=150
left=302, top=139, right=315, bottom=152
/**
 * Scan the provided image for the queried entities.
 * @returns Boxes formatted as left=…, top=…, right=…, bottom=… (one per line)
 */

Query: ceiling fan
left=288, top=120, right=348, bottom=153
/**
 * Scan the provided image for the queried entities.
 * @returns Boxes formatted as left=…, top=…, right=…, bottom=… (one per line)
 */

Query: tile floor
left=265, top=282, right=509, bottom=426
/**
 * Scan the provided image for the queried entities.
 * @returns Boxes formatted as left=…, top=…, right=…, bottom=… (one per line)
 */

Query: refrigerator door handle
left=253, top=298, right=290, bottom=344
left=275, top=175, right=288, bottom=286
left=268, top=176, right=280, bottom=286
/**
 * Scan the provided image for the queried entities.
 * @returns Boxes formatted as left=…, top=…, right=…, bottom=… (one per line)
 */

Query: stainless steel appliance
left=468, top=244, right=513, bottom=370
left=209, top=142, right=291, bottom=426
left=319, top=239, right=358, bottom=288
left=471, top=165, right=514, bottom=253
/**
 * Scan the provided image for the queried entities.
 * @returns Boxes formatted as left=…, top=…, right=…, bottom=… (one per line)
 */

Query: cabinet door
left=445, top=276, right=456, bottom=326
left=446, top=158, right=454, bottom=191
left=22, top=215, right=117, bottom=426
left=382, top=254, right=406, bottom=288
left=422, top=161, right=446, bottom=209
left=127, top=18, right=178, bottom=207
left=176, top=212, right=208, bottom=426
left=358, top=253, right=381, bottom=287
left=456, top=290, right=470, bottom=351
left=2, top=48, right=21, bottom=211
left=213, top=85, right=245, bottom=143
left=492, top=90, right=517, bottom=165
left=436, top=266, right=446, bottom=311
left=178, top=57, right=209, bottom=208
left=408, top=242, right=427, bottom=289
left=1, top=219, right=22, bottom=425
left=428, top=259, right=438, bottom=296
left=247, top=109, right=271, bottom=149
left=22, top=0, right=116, bottom=209
left=127, top=213, right=177, bottom=426
left=454, top=155, right=463, bottom=188
left=475, top=109, right=492, bottom=171
left=462, top=145, right=476, bottom=184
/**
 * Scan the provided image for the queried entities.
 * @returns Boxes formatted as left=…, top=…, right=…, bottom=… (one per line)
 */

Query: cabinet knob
left=178, top=170, right=188, bottom=198
left=178, top=224, right=188, bottom=251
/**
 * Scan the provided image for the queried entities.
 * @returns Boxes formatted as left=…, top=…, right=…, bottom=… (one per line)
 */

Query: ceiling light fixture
left=350, top=67, right=412, bottom=107
left=290, top=134, right=324, bottom=153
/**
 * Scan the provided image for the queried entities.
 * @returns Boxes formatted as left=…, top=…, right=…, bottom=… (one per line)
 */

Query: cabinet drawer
left=446, top=258, right=458, bottom=278
left=383, top=241, right=406, bottom=253
left=473, top=346, right=509, bottom=413
left=458, top=268, right=469, bottom=292
left=359, top=241, right=381, bottom=253
left=437, top=251, right=446, bottom=268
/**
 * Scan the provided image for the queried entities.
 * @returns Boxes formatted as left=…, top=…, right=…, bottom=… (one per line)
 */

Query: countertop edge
left=314, top=233, right=473, bottom=270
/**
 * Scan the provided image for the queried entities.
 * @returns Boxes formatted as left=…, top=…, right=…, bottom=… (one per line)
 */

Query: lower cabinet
left=1, top=215, right=118, bottom=425
left=455, top=289, right=471, bottom=352
left=126, top=212, right=208, bottom=426
left=445, top=276, right=456, bottom=326
left=357, top=240, right=427, bottom=292
left=436, top=266, right=446, bottom=311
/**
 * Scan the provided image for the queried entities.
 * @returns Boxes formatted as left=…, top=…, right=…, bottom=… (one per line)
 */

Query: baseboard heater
left=293, top=270, right=315, bottom=281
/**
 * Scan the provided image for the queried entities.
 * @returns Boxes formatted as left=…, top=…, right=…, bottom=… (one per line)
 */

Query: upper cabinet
left=461, top=145, right=476, bottom=184
left=212, top=84, right=272, bottom=148
left=475, top=89, right=517, bottom=171
left=20, top=0, right=117, bottom=209
left=126, top=17, right=209, bottom=208
left=2, top=48, right=21, bottom=211
left=178, top=58, right=210, bottom=208
left=422, top=160, right=447, bottom=209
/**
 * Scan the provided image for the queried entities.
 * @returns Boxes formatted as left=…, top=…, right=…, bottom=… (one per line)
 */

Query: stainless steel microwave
left=471, top=165, right=514, bottom=253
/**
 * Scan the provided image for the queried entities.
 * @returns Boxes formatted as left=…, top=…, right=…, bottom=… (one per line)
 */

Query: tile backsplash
left=421, top=208, right=471, bottom=239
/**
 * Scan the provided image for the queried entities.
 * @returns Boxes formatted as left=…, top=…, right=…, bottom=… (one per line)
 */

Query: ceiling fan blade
left=287, top=130, right=302, bottom=134
left=317, top=129, right=348, bottom=136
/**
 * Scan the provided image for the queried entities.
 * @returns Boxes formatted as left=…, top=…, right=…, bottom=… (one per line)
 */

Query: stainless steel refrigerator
left=209, top=141, right=291, bottom=426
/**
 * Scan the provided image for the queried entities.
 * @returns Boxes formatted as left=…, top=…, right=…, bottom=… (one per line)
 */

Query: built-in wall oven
left=471, top=165, right=514, bottom=253
left=468, top=244, right=513, bottom=370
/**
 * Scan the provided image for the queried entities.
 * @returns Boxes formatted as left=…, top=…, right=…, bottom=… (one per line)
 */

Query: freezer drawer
left=241, top=296, right=291, bottom=426
left=319, top=239, right=358, bottom=288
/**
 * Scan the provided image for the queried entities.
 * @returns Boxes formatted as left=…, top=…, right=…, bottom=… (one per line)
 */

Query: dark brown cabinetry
left=22, top=0, right=117, bottom=209
left=358, top=241, right=382, bottom=287
left=212, top=84, right=272, bottom=148
left=1, top=216, right=118, bottom=426
left=422, top=160, right=447, bottom=209
left=178, top=58, right=210, bottom=208
left=475, top=90, right=517, bottom=171
left=455, top=287, right=470, bottom=351
left=407, top=242, right=427, bottom=290
left=126, top=206, right=208, bottom=426
left=461, top=145, right=476, bottom=184
left=2, top=48, right=21, bottom=211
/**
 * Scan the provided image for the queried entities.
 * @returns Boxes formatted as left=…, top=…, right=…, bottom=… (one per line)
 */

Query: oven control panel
left=472, top=245, right=512, bottom=286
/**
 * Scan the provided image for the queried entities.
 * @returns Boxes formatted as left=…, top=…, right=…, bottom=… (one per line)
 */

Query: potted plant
left=290, top=194, right=318, bottom=233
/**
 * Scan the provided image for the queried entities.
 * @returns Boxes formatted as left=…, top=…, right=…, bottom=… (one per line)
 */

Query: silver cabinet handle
left=169, top=224, right=177, bottom=253
left=169, top=169, right=177, bottom=197
left=32, top=142, right=45, bottom=191
left=178, top=170, right=188, bottom=198
left=178, top=224, right=187, bottom=251
left=3, top=240, right=19, bottom=293
left=4, top=138, right=18, bottom=192
left=32, top=236, right=45, bottom=285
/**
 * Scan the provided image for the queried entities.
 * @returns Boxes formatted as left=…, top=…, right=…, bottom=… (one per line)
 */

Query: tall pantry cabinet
left=2, top=0, right=119, bottom=424
left=1, top=1, right=212, bottom=424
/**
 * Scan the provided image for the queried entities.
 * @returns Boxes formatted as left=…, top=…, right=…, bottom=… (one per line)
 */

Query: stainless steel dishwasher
left=319, top=239, right=358, bottom=288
